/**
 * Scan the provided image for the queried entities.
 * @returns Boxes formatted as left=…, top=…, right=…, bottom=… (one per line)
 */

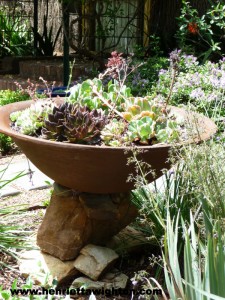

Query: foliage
left=0, top=5, right=33, bottom=57
left=163, top=214, right=225, bottom=300
left=123, top=35, right=168, bottom=96
left=0, top=90, right=30, bottom=106
left=131, top=162, right=198, bottom=245
left=0, top=134, right=13, bottom=156
left=131, top=138, right=225, bottom=298
left=178, top=142, right=225, bottom=225
left=127, top=56, right=169, bottom=96
left=175, top=1, right=225, bottom=62
left=0, top=89, right=31, bottom=155
left=0, top=163, right=32, bottom=269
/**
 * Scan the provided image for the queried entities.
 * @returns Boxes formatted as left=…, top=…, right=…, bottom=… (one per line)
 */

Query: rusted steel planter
left=0, top=100, right=217, bottom=193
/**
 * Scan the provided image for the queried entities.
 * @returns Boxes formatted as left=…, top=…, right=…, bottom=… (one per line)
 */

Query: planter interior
left=0, top=100, right=217, bottom=193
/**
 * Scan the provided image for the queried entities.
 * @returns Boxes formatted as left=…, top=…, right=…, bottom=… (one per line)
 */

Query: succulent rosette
left=42, top=102, right=107, bottom=144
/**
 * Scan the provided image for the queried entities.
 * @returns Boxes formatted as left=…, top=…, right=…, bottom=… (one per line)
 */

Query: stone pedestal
left=37, top=183, right=138, bottom=261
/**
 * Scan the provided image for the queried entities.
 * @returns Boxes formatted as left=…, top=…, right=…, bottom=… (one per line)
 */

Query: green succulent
left=42, top=102, right=107, bottom=144
left=101, top=118, right=127, bottom=147
left=127, top=116, right=180, bottom=145
left=68, top=78, right=104, bottom=110
left=10, top=100, right=55, bottom=135
left=68, top=78, right=132, bottom=112
left=121, top=96, right=164, bottom=122
left=156, top=120, right=180, bottom=143
left=127, top=116, right=155, bottom=145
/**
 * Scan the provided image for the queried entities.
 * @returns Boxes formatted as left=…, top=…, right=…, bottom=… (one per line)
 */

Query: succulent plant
left=101, top=118, right=127, bottom=146
left=156, top=120, right=180, bottom=143
left=68, top=78, right=132, bottom=113
left=127, top=116, right=180, bottom=145
left=42, top=102, right=107, bottom=144
left=127, top=116, right=155, bottom=145
left=68, top=78, right=104, bottom=110
left=121, top=96, right=165, bottom=122
left=10, top=100, right=55, bottom=135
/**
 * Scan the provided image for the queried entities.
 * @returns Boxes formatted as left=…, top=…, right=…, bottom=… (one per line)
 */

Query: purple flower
left=190, top=88, right=205, bottom=99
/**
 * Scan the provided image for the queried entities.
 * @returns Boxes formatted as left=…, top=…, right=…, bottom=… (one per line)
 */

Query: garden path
left=0, top=153, right=53, bottom=198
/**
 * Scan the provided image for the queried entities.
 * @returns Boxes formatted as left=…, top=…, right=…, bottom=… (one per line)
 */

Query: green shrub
left=0, top=134, right=13, bottom=155
left=132, top=139, right=225, bottom=298
left=0, top=90, right=30, bottom=155
left=0, top=90, right=30, bottom=106
left=175, top=1, right=225, bottom=62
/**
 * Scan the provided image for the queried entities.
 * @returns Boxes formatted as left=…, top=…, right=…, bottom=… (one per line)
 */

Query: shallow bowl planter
left=0, top=100, right=217, bottom=193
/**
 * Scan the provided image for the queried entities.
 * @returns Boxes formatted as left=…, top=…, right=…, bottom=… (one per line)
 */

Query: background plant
left=0, top=89, right=31, bottom=155
left=154, top=52, right=225, bottom=134
left=33, top=0, right=62, bottom=56
left=0, top=4, right=33, bottom=57
left=175, top=1, right=225, bottom=62
left=126, top=36, right=169, bottom=97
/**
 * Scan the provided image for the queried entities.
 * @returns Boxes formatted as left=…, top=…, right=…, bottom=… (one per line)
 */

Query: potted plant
left=0, top=51, right=217, bottom=194
left=0, top=51, right=218, bottom=260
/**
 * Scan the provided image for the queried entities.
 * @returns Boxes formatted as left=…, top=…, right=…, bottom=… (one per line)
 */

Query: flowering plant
left=176, top=1, right=225, bottom=62
left=10, top=51, right=188, bottom=147
left=155, top=52, right=225, bottom=120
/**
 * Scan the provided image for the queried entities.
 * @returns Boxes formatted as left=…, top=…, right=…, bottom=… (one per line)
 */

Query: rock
left=37, top=184, right=138, bottom=260
left=19, top=250, right=78, bottom=285
left=37, top=190, right=88, bottom=261
left=74, top=244, right=119, bottom=280
left=71, top=269, right=129, bottom=290
left=107, top=226, right=148, bottom=254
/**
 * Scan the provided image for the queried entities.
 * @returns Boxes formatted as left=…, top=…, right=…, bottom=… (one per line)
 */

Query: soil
left=0, top=152, right=165, bottom=300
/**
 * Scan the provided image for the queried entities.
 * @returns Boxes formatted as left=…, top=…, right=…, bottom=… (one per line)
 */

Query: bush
left=176, top=1, right=225, bottom=62
left=0, top=90, right=31, bottom=155
left=0, top=90, right=30, bottom=106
